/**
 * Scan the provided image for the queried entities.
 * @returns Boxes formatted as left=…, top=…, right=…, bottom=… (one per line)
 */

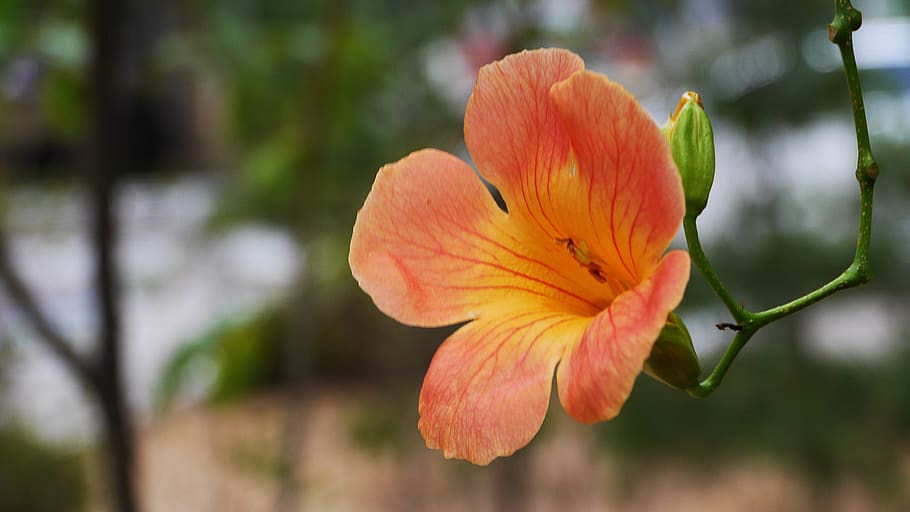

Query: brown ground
left=123, top=391, right=902, bottom=512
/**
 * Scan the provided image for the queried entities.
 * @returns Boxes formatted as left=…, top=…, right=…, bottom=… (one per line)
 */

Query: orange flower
left=349, top=49, right=690, bottom=464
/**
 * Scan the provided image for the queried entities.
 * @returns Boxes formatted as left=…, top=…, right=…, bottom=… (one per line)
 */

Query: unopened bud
left=643, top=312, right=701, bottom=390
left=665, top=91, right=715, bottom=217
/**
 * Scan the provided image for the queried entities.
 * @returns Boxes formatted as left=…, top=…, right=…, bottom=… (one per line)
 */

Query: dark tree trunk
left=274, top=281, right=313, bottom=512
left=88, top=0, right=137, bottom=511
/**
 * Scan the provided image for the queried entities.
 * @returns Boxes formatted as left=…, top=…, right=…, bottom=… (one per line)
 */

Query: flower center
left=554, top=237, right=608, bottom=284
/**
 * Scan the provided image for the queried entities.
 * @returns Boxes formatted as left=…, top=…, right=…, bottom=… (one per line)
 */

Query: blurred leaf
left=155, top=310, right=283, bottom=410
left=154, top=324, right=220, bottom=412
left=41, top=69, right=87, bottom=137
left=347, top=393, right=414, bottom=455
left=211, top=311, right=283, bottom=402
left=0, top=427, right=88, bottom=512
left=35, top=19, right=86, bottom=69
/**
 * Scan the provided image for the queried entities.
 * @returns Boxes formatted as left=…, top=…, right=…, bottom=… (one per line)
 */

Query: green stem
left=684, top=0, right=877, bottom=398
left=683, top=215, right=748, bottom=324
left=751, top=265, right=861, bottom=325
left=687, top=330, right=753, bottom=398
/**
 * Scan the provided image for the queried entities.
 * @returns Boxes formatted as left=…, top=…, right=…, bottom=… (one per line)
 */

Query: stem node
left=828, top=1, right=862, bottom=44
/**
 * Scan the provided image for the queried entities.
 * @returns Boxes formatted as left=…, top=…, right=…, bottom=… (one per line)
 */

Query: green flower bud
left=665, top=91, right=715, bottom=217
left=643, top=312, right=701, bottom=390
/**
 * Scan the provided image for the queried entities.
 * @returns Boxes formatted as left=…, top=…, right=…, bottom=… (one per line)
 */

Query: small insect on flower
left=555, top=237, right=608, bottom=284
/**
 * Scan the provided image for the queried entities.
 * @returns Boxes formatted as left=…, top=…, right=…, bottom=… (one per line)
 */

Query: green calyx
left=643, top=312, right=701, bottom=390
left=665, top=91, right=716, bottom=217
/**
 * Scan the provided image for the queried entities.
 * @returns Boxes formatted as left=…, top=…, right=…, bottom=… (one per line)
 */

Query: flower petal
left=349, top=149, right=605, bottom=328
left=464, top=48, right=584, bottom=235
left=418, top=310, right=590, bottom=464
left=548, top=71, right=685, bottom=286
left=556, top=250, right=690, bottom=424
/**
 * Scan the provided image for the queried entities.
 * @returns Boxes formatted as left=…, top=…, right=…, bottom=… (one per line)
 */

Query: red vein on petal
left=431, top=202, right=578, bottom=287
left=439, top=311, right=554, bottom=447
left=396, top=194, right=607, bottom=310
left=619, top=147, right=643, bottom=277
left=586, top=162, right=600, bottom=248
left=530, top=93, right=562, bottom=239
left=519, top=169, right=558, bottom=241
left=461, top=310, right=548, bottom=365
left=443, top=311, right=568, bottom=453
left=626, top=205, right=644, bottom=278
left=398, top=236, right=601, bottom=311
left=607, top=165, right=635, bottom=282
left=516, top=316, right=578, bottom=368
left=437, top=284, right=596, bottom=314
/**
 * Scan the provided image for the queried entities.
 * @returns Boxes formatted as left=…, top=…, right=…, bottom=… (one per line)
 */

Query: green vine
left=685, top=0, right=878, bottom=398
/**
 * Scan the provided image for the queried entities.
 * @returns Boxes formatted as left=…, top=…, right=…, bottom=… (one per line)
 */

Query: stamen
left=555, top=237, right=608, bottom=284
left=554, top=237, right=578, bottom=258
left=586, top=264, right=607, bottom=283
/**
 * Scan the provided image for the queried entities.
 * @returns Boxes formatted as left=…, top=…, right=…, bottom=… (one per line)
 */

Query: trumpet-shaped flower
left=349, top=48, right=689, bottom=464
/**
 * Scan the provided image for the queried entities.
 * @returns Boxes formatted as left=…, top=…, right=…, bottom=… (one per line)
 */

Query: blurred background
left=0, top=0, right=909, bottom=510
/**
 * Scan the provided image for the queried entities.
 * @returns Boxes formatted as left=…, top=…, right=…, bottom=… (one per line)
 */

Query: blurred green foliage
left=347, top=391, right=415, bottom=455
left=193, top=0, right=478, bottom=228
left=155, top=311, right=282, bottom=409
left=0, top=427, right=88, bottom=512
left=0, top=348, right=88, bottom=512
left=156, top=296, right=452, bottom=409
left=603, top=343, right=910, bottom=501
